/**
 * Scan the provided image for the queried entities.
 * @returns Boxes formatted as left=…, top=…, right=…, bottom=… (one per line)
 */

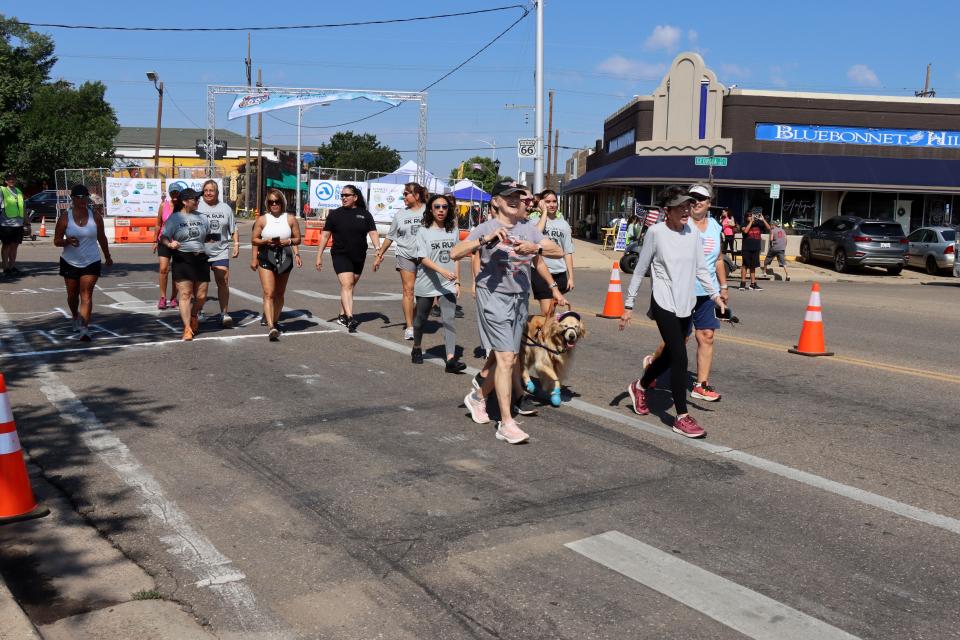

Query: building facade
left=565, top=52, right=960, bottom=238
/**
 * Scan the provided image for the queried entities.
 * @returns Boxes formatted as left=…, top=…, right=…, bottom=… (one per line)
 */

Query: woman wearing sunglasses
left=158, top=188, right=210, bottom=341
left=316, top=185, right=380, bottom=333
left=411, top=194, right=466, bottom=372
left=252, top=189, right=302, bottom=341
left=372, top=181, right=427, bottom=340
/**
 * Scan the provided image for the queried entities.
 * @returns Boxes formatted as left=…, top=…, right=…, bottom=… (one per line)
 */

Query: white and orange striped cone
left=39, top=217, right=47, bottom=238
left=788, top=282, right=834, bottom=357
left=597, top=262, right=625, bottom=319
left=0, top=373, right=50, bottom=525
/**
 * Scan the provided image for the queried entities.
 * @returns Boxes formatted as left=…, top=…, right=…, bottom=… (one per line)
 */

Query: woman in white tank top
left=252, top=189, right=302, bottom=341
left=53, top=184, right=113, bottom=342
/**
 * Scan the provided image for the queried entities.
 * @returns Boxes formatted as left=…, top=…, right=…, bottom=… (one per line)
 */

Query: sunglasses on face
left=341, top=193, right=356, bottom=198
left=267, top=200, right=281, bottom=205
left=432, top=204, right=448, bottom=210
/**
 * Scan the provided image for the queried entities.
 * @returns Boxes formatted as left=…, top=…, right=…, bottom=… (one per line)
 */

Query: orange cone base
left=788, top=346, right=834, bottom=357
left=0, top=504, right=49, bottom=526
left=597, top=312, right=622, bottom=319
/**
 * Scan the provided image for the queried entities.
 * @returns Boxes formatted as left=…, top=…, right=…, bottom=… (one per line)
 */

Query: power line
left=21, top=5, right=527, bottom=31
left=266, top=6, right=531, bottom=130
left=164, top=88, right=203, bottom=129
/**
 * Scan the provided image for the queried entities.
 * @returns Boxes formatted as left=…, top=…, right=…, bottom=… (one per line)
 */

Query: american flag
left=702, top=235, right=716, bottom=257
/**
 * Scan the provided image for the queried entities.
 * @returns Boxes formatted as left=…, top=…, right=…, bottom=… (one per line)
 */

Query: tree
left=11, top=80, right=119, bottom=184
left=0, top=15, right=56, bottom=172
left=314, top=131, right=401, bottom=174
left=449, top=156, right=511, bottom=194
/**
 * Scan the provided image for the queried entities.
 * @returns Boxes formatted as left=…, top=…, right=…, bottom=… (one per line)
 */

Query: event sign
left=614, top=220, right=629, bottom=251
left=164, top=178, right=225, bottom=197
left=105, top=177, right=163, bottom=217
left=368, top=183, right=406, bottom=223
left=228, top=91, right=401, bottom=120
left=756, top=123, right=960, bottom=149
left=309, top=179, right=368, bottom=209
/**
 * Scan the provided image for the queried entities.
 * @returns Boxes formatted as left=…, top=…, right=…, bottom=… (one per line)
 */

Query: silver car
left=906, top=226, right=956, bottom=276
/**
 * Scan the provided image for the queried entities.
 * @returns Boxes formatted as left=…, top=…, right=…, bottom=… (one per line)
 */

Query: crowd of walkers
left=47, top=176, right=743, bottom=445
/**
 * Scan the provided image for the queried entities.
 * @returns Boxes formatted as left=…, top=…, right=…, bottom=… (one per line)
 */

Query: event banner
left=105, top=177, right=163, bottom=217
left=309, top=179, right=369, bottom=210
left=756, top=123, right=960, bottom=149
left=164, top=178, right=224, bottom=197
left=367, top=183, right=406, bottom=223
left=228, top=91, right=401, bottom=120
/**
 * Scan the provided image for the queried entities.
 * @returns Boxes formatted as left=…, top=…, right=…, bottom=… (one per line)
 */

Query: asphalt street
left=2, top=242, right=959, bottom=639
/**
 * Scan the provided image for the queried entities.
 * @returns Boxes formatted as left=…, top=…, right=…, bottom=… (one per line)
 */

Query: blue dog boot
left=525, top=379, right=536, bottom=395
left=550, top=387, right=562, bottom=407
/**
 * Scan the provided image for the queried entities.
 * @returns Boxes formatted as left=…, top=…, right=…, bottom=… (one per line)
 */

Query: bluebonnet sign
left=756, top=123, right=960, bottom=149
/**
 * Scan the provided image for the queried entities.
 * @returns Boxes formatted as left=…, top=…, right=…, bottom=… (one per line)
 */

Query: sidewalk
left=0, top=462, right=214, bottom=639
left=571, top=237, right=957, bottom=285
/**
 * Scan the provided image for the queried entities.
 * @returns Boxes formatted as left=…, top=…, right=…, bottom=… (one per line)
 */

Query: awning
left=565, top=152, right=960, bottom=194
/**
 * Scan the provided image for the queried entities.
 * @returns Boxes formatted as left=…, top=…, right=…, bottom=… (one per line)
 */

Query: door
left=906, top=229, right=926, bottom=267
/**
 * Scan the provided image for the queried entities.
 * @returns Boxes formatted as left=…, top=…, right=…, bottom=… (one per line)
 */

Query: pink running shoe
left=169, top=297, right=179, bottom=309
left=464, top=391, right=490, bottom=424
left=495, top=420, right=529, bottom=444
left=673, top=414, right=706, bottom=438
left=157, top=296, right=167, bottom=310
left=627, top=379, right=650, bottom=415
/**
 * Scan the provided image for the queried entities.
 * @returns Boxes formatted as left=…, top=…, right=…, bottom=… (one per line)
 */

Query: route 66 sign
left=517, top=138, right=538, bottom=158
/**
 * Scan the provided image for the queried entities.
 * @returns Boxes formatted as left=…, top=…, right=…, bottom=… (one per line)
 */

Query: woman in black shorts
left=158, top=188, right=210, bottom=341
left=316, top=185, right=380, bottom=333
left=54, top=184, right=113, bottom=342
left=252, top=189, right=302, bottom=341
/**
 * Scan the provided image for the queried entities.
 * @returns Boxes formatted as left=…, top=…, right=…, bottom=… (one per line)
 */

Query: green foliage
left=11, top=81, right=119, bottom=184
left=0, top=17, right=117, bottom=185
left=0, top=15, right=56, bottom=171
left=314, top=131, right=401, bottom=174
left=448, top=156, right=510, bottom=194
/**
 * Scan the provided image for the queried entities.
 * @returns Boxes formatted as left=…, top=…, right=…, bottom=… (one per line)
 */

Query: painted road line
left=242, top=285, right=960, bottom=537
left=294, top=289, right=403, bottom=302
left=0, top=329, right=338, bottom=360
left=566, top=531, right=860, bottom=640
left=574, top=303, right=960, bottom=386
left=0, top=299, right=287, bottom=636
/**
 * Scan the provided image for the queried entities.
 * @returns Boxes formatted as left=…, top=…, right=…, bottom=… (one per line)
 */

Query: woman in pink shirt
left=154, top=186, right=180, bottom=309
left=720, top=208, right=737, bottom=263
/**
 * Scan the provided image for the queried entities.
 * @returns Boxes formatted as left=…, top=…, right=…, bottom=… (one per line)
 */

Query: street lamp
left=146, top=72, right=163, bottom=176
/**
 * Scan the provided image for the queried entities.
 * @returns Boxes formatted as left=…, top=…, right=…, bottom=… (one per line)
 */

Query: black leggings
left=413, top=292, right=457, bottom=356
left=641, top=299, right=692, bottom=415
left=722, top=235, right=736, bottom=256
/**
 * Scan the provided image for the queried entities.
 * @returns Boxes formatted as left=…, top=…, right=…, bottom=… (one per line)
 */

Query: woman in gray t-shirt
left=410, top=194, right=465, bottom=372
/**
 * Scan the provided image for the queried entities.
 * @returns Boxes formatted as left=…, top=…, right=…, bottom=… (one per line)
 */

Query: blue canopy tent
left=451, top=185, right=491, bottom=202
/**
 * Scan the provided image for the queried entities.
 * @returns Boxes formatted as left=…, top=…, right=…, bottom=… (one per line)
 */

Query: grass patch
left=131, top=589, right=162, bottom=600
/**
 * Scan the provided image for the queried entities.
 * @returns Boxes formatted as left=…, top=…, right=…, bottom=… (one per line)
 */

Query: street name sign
left=694, top=156, right=728, bottom=166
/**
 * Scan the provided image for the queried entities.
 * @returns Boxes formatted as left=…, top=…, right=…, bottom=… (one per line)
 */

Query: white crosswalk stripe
left=566, top=531, right=860, bottom=640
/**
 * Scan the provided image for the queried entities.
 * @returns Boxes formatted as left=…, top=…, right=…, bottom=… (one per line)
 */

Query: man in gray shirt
left=763, top=221, right=790, bottom=282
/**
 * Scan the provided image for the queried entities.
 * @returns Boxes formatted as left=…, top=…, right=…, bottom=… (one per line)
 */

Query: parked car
left=798, top=216, right=907, bottom=274
left=906, top=226, right=956, bottom=276
left=25, top=190, right=59, bottom=223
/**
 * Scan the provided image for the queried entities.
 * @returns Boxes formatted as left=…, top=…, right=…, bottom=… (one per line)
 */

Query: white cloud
left=719, top=63, right=751, bottom=79
left=847, top=64, right=880, bottom=87
left=687, top=29, right=699, bottom=45
left=596, top=55, right=666, bottom=80
left=643, top=25, right=682, bottom=52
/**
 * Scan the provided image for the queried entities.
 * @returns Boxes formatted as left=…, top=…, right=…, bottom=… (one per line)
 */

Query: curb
left=0, top=573, right=43, bottom=639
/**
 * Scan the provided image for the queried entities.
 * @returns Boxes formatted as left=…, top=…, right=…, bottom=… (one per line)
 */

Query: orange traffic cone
left=597, top=262, right=625, bottom=319
left=788, top=282, right=834, bottom=357
left=39, top=217, right=47, bottom=238
left=0, top=373, right=50, bottom=525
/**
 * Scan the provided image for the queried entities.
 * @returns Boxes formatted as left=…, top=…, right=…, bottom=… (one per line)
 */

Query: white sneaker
left=495, top=421, right=530, bottom=444
left=403, top=327, right=414, bottom=340
left=464, top=391, right=490, bottom=424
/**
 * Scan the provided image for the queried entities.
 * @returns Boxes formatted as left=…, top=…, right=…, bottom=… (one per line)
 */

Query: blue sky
left=8, top=1, right=960, bottom=180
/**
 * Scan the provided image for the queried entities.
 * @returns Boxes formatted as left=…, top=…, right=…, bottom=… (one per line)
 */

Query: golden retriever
left=520, top=310, right=587, bottom=406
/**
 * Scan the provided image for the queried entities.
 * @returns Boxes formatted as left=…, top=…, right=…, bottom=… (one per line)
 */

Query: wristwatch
left=537, top=247, right=544, bottom=255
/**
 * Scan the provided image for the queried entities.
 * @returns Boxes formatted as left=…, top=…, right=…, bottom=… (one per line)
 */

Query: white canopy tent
left=369, top=160, right=450, bottom=194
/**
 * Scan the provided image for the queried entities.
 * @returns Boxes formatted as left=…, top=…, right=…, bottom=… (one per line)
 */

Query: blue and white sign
left=228, top=92, right=400, bottom=121
left=756, top=123, right=960, bottom=149
left=309, top=179, right=368, bottom=210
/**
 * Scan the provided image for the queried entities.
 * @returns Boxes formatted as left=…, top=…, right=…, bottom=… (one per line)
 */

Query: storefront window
left=779, top=190, right=817, bottom=232
left=870, top=192, right=897, bottom=220
left=840, top=191, right=870, bottom=217
left=743, top=189, right=775, bottom=220
left=924, top=195, right=952, bottom=227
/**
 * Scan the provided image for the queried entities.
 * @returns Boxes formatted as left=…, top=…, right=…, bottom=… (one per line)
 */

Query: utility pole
left=256, top=67, right=263, bottom=215
left=552, top=129, right=559, bottom=189
left=146, top=72, right=163, bottom=177
left=244, top=33, right=252, bottom=214
left=915, top=63, right=935, bottom=97
left=546, top=89, right=554, bottom=192
left=533, top=0, right=545, bottom=193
